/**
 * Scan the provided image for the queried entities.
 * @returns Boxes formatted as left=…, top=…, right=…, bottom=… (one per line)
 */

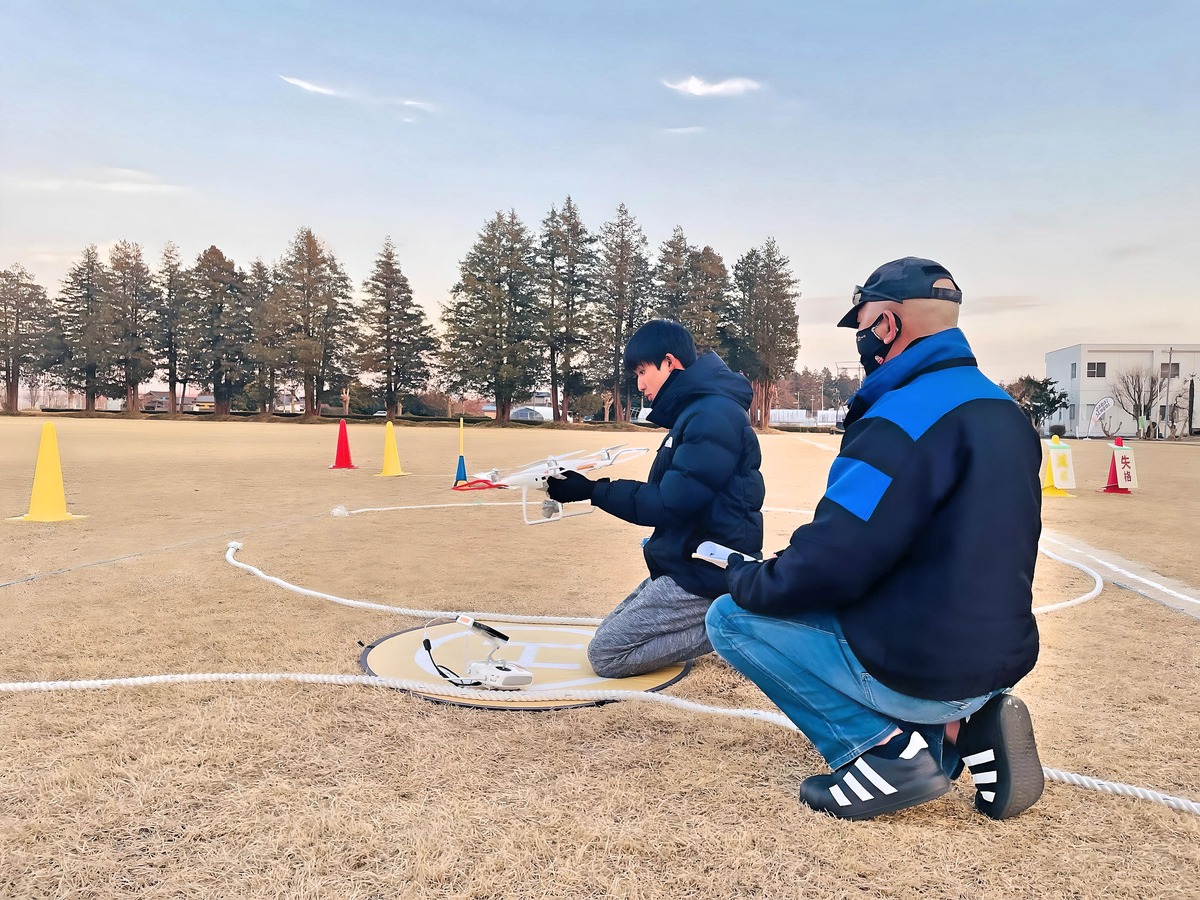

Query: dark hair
left=623, top=319, right=698, bottom=373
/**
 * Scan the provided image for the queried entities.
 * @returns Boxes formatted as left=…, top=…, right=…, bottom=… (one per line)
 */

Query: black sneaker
left=955, top=693, right=1044, bottom=820
left=799, top=732, right=952, bottom=821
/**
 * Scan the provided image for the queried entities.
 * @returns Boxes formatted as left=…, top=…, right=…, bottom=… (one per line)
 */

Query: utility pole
left=1161, top=346, right=1174, bottom=440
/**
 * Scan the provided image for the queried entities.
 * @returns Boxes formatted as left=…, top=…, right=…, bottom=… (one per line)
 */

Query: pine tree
left=727, top=238, right=800, bottom=427
left=51, top=245, right=117, bottom=412
left=0, top=264, right=50, bottom=412
left=593, top=203, right=651, bottom=421
left=441, top=210, right=540, bottom=420
left=651, top=226, right=694, bottom=322
left=684, top=245, right=728, bottom=352
left=273, top=228, right=354, bottom=416
left=187, top=246, right=250, bottom=415
left=150, top=242, right=193, bottom=413
left=243, top=259, right=293, bottom=414
left=108, top=240, right=158, bottom=413
left=359, top=237, right=436, bottom=418
left=535, top=196, right=597, bottom=421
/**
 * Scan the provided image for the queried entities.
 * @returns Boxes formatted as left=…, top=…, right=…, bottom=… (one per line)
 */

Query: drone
left=452, top=444, right=648, bottom=525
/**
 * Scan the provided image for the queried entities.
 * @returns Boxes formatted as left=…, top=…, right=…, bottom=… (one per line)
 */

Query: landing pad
left=360, top=622, right=690, bottom=710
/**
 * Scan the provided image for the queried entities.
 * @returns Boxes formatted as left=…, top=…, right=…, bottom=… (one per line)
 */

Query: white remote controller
left=692, top=540, right=742, bottom=569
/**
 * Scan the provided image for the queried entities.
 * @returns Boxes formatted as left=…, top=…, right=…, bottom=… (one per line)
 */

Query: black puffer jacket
left=591, top=351, right=765, bottom=598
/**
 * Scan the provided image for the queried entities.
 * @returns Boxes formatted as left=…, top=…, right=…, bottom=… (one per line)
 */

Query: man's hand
left=547, top=469, right=595, bottom=503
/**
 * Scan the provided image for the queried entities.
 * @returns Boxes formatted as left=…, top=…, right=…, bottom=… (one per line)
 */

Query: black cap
left=837, top=257, right=962, bottom=328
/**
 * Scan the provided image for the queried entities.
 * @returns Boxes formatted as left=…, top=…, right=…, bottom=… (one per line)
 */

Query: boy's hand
left=547, top=470, right=595, bottom=503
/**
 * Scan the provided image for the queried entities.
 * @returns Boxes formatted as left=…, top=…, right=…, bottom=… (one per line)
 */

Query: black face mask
left=856, top=313, right=902, bottom=375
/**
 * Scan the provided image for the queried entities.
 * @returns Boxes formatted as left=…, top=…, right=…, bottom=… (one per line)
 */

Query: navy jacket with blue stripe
left=727, top=328, right=1041, bottom=700
left=591, top=351, right=765, bottom=599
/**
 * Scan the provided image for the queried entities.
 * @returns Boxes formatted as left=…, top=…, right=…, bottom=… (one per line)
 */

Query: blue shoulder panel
left=863, top=367, right=1010, bottom=441
left=825, top=457, right=893, bottom=522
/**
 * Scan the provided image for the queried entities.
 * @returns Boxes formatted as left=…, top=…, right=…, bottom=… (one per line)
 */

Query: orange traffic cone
left=8, top=422, right=86, bottom=522
left=1099, top=436, right=1132, bottom=494
left=329, top=419, right=357, bottom=469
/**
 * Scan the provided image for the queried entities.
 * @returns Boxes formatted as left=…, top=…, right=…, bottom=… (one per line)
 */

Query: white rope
left=0, top=670, right=796, bottom=731
left=224, top=542, right=603, bottom=625
left=8, top=540, right=1193, bottom=817
left=4, top=666, right=1195, bottom=816
left=1043, top=768, right=1200, bottom=815
left=1040, top=536, right=1200, bottom=607
left=1033, top=547, right=1105, bottom=614
left=219, top=541, right=1200, bottom=816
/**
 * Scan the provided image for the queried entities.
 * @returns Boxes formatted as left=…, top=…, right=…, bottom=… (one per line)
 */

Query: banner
left=1086, top=396, right=1115, bottom=438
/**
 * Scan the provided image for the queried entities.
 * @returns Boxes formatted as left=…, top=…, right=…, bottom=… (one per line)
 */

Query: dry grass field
left=2, top=416, right=1198, bottom=899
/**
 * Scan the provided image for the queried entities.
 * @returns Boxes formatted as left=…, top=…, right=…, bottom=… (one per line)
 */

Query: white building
left=1045, top=343, right=1199, bottom=437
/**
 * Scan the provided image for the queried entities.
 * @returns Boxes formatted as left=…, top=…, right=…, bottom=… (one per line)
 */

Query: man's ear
left=663, top=353, right=684, bottom=371
left=880, top=311, right=901, bottom=342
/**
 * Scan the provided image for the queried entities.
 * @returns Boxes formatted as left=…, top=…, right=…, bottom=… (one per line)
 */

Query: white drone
left=452, top=444, right=649, bottom=525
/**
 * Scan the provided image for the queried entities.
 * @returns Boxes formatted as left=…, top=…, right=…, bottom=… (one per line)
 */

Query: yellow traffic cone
left=376, top=421, right=409, bottom=477
left=8, top=422, right=86, bottom=522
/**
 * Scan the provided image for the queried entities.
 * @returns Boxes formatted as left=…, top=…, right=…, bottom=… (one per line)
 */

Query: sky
left=1, top=1, right=1196, bottom=383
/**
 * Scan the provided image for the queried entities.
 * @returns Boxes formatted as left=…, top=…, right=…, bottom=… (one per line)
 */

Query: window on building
left=1070, top=362, right=1077, bottom=379
left=1160, top=362, right=1180, bottom=378
left=1087, top=362, right=1106, bottom=378
left=1159, top=405, right=1167, bottom=419
left=1068, top=405, right=1076, bottom=421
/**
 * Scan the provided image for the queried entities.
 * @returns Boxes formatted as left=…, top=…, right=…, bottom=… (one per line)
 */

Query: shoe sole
left=963, top=695, right=1044, bottom=820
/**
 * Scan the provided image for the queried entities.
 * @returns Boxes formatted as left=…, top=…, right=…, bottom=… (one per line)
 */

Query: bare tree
left=1110, top=367, right=1165, bottom=438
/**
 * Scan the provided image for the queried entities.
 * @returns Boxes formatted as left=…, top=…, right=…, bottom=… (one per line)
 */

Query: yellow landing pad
left=361, top=622, right=690, bottom=710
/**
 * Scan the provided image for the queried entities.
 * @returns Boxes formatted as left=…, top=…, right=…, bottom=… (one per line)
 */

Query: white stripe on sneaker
left=830, top=785, right=852, bottom=807
left=962, top=749, right=996, bottom=767
left=980, top=791, right=997, bottom=803
left=972, top=771, right=998, bottom=785
left=842, top=772, right=873, bottom=801
left=854, top=758, right=898, bottom=795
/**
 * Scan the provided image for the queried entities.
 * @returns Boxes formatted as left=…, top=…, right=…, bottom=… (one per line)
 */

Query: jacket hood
left=647, top=351, right=752, bottom=427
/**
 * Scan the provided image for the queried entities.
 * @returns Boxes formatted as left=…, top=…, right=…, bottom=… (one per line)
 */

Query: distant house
left=192, top=394, right=216, bottom=412
left=141, top=391, right=198, bottom=412
left=511, top=406, right=555, bottom=422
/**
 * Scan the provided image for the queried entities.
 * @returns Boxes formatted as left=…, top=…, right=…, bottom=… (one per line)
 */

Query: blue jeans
left=705, top=595, right=1004, bottom=775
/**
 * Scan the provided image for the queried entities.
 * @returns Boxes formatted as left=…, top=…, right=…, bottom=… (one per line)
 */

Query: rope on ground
left=218, top=541, right=1200, bottom=817
left=1033, top=548, right=1105, bottom=614
left=3, top=665, right=1196, bottom=816
left=224, top=542, right=602, bottom=625
left=0, top=670, right=796, bottom=731
left=1042, top=768, right=1200, bottom=815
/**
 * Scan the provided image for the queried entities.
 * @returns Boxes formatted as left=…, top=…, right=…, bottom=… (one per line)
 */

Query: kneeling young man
left=548, top=319, right=764, bottom=678
left=706, top=258, right=1045, bottom=821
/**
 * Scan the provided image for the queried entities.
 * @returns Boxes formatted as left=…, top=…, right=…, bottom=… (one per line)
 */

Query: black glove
left=547, top=469, right=596, bottom=503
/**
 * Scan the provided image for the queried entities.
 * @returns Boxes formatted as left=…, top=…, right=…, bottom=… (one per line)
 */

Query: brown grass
left=1, top=419, right=1197, bottom=899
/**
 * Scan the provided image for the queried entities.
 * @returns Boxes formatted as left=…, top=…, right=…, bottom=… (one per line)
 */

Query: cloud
left=661, top=126, right=705, bottom=134
left=279, top=75, right=435, bottom=115
left=2, top=173, right=188, bottom=194
left=279, top=75, right=341, bottom=96
left=662, top=76, right=761, bottom=97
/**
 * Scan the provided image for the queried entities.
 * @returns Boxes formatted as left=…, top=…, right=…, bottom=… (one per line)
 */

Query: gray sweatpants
left=587, top=576, right=715, bottom=678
